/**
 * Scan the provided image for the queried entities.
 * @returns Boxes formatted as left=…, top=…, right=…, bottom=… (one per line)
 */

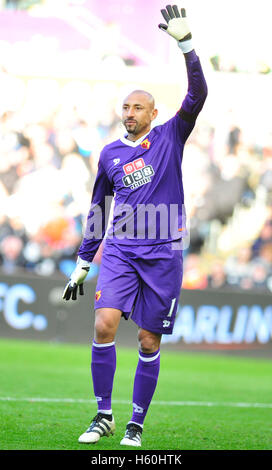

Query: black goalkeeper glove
left=158, top=5, right=194, bottom=53
left=62, top=257, right=91, bottom=301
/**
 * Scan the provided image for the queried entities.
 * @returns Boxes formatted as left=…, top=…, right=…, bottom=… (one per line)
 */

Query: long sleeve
left=178, top=50, right=208, bottom=138
left=163, top=50, right=208, bottom=146
left=77, top=158, right=114, bottom=262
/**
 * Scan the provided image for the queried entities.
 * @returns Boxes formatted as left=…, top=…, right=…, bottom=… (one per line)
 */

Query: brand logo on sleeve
left=122, top=157, right=154, bottom=191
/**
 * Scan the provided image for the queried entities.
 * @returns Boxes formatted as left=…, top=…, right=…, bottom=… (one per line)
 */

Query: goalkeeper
left=63, top=5, right=207, bottom=447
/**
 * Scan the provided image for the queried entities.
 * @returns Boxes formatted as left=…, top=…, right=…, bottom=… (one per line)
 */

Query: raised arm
left=159, top=5, right=208, bottom=141
left=179, top=50, right=208, bottom=126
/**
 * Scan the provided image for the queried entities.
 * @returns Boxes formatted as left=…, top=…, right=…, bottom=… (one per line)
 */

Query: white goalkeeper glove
left=62, top=256, right=91, bottom=301
left=158, top=5, right=193, bottom=53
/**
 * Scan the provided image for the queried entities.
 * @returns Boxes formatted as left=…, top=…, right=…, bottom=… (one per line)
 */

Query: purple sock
left=130, top=348, right=160, bottom=426
left=91, top=341, right=116, bottom=413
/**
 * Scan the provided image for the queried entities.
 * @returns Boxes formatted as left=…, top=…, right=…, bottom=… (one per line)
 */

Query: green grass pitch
left=0, top=338, right=271, bottom=450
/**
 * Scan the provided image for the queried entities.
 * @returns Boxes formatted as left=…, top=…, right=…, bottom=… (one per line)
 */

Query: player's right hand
left=62, top=257, right=91, bottom=301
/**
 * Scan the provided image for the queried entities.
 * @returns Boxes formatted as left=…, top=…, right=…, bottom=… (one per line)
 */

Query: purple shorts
left=94, top=240, right=183, bottom=334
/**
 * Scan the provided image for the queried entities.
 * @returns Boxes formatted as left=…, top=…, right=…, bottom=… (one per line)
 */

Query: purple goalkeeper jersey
left=78, top=51, right=207, bottom=262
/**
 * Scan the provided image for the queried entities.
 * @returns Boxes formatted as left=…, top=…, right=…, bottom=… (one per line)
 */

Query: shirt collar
left=120, top=130, right=150, bottom=148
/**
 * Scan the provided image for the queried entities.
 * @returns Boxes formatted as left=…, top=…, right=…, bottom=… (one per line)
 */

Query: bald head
left=122, top=89, right=158, bottom=141
left=123, top=90, right=155, bottom=111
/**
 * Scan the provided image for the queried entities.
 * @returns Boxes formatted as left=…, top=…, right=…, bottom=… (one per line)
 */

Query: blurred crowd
left=181, top=112, right=272, bottom=293
left=0, top=52, right=271, bottom=294
left=0, top=69, right=122, bottom=279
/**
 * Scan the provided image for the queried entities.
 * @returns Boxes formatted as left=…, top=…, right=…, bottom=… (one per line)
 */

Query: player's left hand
left=62, top=257, right=91, bottom=301
left=158, top=5, right=192, bottom=42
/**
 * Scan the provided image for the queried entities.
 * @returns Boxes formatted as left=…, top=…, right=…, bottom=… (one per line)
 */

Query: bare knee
left=94, top=308, right=122, bottom=343
left=138, top=328, right=161, bottom=354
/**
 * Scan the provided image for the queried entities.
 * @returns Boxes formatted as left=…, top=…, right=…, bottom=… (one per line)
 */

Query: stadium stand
left=0, top=1, right=271, bottom=293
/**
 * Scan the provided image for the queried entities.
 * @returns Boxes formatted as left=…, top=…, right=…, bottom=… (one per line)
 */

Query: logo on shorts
left=122, top=157, right=154, bottom=191
left=163, top=320, right=171, bottom=328
left=95, top=290, right=102, bottom=301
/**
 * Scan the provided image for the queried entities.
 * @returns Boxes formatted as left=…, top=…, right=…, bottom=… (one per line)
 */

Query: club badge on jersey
left=141, top=138, right=151, bottom=149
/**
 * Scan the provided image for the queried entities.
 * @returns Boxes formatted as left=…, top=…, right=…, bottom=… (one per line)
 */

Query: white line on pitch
left=0, top=397, right=272, bottom=408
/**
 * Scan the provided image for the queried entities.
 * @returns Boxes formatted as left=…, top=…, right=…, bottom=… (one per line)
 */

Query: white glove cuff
left=178, top=38, right=194, bottom=53
left=77, top=256, right=91, bottom=268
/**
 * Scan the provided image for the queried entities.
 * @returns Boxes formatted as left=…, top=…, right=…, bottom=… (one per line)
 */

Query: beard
left=124, top=120, right=138, bottom=134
